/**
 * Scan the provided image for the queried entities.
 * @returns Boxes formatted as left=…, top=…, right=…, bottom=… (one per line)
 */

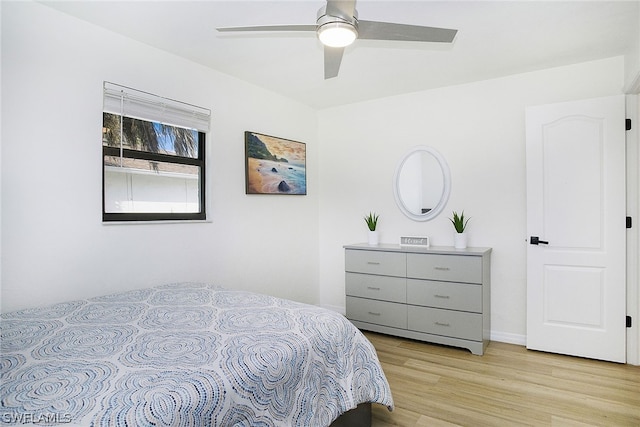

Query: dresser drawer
left=346, top=273, right=406, bottom=303
left=345, top=249, right=406, bottom=277
left=408, top=306, right=482, bottom=341
left=407, top=279, right=482, bottom=312
left=407, top=253, right=482, bottom=284
left=346, top=296, right=407, bottom=329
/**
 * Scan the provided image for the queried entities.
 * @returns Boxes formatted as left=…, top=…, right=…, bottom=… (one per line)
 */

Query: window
left=102, top=82, right=210, bottom=222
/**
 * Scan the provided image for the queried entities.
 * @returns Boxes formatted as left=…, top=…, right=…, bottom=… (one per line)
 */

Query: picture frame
left=245, top=131, right=307, bottom=195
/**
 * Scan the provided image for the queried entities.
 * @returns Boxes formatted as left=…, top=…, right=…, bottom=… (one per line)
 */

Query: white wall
left=624, top=4, right=640, bottom=92
left=317, top=56, right=627, bottom=344
left=0, top=1, right=319, bottom=312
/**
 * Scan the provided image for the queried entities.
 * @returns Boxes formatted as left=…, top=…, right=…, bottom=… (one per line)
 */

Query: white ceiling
left=41, top=0, right=639, bottom=109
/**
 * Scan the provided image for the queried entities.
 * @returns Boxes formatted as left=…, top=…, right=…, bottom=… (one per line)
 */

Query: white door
left=526, top=95, right=626, bottom=363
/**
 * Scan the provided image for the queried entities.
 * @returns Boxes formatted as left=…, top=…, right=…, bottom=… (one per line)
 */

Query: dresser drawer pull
left=367, top=261, right=381, bottom=265
left=434, top=322, right=451, bottom=327
left=434, top=294, right=450, bottom=299
left=366, top=286, right=381, bottom=291
left=434, top=267, right=450, bottom=271
left=367, top=311, right=382, bottom=316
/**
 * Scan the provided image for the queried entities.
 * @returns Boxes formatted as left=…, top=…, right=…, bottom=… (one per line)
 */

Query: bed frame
left=331, top=403, right=371, bottom=427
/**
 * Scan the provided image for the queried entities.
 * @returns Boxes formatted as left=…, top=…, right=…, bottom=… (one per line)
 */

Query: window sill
left=102, top=219, right=212, bottom=225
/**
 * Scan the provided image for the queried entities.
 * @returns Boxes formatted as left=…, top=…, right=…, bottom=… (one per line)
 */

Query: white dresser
left=344, top=243, right=491, bottom=355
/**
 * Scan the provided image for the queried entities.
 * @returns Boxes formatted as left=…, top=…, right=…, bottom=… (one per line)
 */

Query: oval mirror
left=393, top=146, right=451, bottom=221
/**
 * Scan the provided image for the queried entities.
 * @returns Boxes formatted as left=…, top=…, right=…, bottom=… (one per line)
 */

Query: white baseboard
left=490, top=330, right=526, bottom=346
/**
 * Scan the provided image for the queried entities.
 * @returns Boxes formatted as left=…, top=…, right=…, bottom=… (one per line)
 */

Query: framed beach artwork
left=245, top=131, right=307, bottom=195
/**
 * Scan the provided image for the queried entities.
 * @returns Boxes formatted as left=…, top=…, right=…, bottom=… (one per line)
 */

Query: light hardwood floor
left=364, top=331, right=640, bottom=427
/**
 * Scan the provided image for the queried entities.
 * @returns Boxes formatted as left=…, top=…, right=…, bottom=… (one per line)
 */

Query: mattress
left=0, top=283, right=393, bottom=426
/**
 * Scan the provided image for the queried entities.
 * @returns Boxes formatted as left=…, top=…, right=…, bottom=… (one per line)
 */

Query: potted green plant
left=364, top=212, right=379, bottom=245
left=450, top=210, right=470, bottom=249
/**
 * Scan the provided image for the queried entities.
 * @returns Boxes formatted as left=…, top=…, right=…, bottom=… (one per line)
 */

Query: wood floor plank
left=366, top=331, right=640, bottom=427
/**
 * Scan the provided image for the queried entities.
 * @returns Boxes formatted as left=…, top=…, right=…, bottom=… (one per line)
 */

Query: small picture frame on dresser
left=400, top=236, right=430, bottom=247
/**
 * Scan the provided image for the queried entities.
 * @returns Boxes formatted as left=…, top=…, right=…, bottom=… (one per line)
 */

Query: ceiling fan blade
left=217, top=25, right=316, bottom=33
left=325, top=0, right=356, bottom=20
left=324, top=46, right=345, bottom=79
left=357, top=20, right=457, bottom=43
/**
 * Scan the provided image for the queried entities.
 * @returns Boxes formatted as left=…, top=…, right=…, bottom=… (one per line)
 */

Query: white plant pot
left=368, top=230, right=379, bottom=246
left=454, top=232, right=467, bottom=249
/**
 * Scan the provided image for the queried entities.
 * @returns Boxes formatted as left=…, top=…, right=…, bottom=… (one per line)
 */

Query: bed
left=0, top=282, right=393, bottom=426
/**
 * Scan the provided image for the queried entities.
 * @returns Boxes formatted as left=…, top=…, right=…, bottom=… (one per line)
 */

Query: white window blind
left=103, top=81, right=211, bottom=132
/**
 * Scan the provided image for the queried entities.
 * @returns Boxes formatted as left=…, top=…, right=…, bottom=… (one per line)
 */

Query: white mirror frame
left=393, top=145, right=451, bottom=222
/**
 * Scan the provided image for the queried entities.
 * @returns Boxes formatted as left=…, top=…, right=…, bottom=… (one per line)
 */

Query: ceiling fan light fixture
left=317, top=22, right=358, bottom=47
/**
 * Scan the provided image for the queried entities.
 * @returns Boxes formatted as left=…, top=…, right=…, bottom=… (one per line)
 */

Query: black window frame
left=102, top=126, right=206, bottom=222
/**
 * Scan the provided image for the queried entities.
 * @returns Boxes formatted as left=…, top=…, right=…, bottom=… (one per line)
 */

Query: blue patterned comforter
left=0, top=283, right=393, bottom=426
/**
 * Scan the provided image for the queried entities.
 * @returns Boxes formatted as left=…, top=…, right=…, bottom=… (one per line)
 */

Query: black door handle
left=530, top=236, right=549, bottom=245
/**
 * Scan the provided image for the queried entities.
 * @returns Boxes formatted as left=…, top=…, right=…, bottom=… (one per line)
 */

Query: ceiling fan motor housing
left=317, top=5, right=358, bottom=31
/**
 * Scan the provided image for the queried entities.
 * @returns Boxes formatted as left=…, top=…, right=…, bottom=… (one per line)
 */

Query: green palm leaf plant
left=450, top=211, right=470, bottom=233
left=364, top=212, right=379, bottom=231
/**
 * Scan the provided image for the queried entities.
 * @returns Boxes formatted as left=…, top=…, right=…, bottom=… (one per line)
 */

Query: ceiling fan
left=217, top=0, right=457, bottom=79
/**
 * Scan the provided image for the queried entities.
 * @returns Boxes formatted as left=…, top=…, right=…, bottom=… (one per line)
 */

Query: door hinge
left=627, top=216, right=633, bottom=229
left=627, top=316, right=632, bottom=328
left=626, top=118, right=632, bottom=131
